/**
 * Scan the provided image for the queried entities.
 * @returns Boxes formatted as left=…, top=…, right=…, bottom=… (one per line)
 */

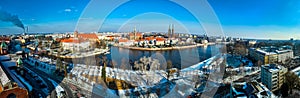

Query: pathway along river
left=104, top=44, right=224, bottom=69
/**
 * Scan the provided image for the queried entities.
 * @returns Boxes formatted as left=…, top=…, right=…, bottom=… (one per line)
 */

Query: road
left=24, top=63, right=73, bottom=98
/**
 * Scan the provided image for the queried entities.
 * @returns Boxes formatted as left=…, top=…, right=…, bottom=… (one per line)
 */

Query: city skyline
left=0, top=0, right=300, bottom=40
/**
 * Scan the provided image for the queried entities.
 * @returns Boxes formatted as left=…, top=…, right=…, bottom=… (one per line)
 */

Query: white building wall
left=277, top=51, right=293, bottom=63
left=62, top=42, right=90, bottom=51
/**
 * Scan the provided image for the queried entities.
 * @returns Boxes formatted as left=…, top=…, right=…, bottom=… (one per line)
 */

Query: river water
left=105, top=44, right=224, bottom=69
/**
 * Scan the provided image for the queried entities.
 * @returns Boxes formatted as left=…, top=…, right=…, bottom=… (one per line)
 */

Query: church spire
left=171, top=24, right=174, bottom=38
left=168, top=24, right=171, bottom=38
left=134, top=26, right=137, bottom=40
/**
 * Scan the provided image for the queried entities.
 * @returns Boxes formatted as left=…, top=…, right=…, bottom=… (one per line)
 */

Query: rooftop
left=129, top=32, right=142, bottom=36
left=256, top=49, right=277, bottom=55
left=231, top=81, right=276, bottom=98
left=0, top=55, right=11, bottom=61
left=262, top=64, right=286, bottom=72
left=78, top=33, right=99, bottom=39
left=61, top=38, right=88, bottom=43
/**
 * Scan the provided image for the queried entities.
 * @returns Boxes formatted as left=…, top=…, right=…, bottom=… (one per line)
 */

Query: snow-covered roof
left=256, top=49, right=277, bottom=55
left=262, top=64, right=286, bottom=73
left=0, top=65, right=10, bottom=86
left=231, top=81, right=276, bottom=98
left=0, top=61, right=26, bottom=89
left=0, top=55, right=11, bottom=61
left=1, top=61, right=17, bottom=68
left=275, top=49, right=293, bottom=54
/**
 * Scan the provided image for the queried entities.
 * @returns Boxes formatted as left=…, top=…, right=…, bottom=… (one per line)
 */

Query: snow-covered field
left=67, top=54, right=227, bottom=97
left=26, top=53, right=245, bottom=97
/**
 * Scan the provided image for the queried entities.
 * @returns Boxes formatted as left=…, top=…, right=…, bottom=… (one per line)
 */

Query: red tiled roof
left=119, top=38, right=129, bottom=42
left=156, top=37, right=165, bottom=41
left=78, top=33, right=98, bottom=39
left=61, top=38, right=87, bottom=43
left=0, top=37, right=10, bottom=41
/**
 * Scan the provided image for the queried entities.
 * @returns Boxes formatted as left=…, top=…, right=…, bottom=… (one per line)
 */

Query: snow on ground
left=181, top=55, right=217, bottom=72
left=24, top=57, right=56, bottom=74
left=70, top=65, right=165, bottom=87
left=65, top=54, right=227, bottom=97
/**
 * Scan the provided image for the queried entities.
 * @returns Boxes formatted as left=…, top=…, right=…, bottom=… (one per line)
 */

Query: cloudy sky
left=0, top=0, right=300, bottom=39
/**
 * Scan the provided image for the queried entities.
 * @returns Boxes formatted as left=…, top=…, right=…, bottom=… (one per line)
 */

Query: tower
left=74, top=30, right=78, bottom=38
left=134, top=26, right=137, bottom=40
left=171, top=24, right=174, bottom=38
left=168, top=24, right=171, bottom=39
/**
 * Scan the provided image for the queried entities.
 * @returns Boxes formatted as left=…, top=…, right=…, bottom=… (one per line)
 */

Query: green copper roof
left=17, top=58, right=23, bottom=65
left=0, top=41, right=7, bottom=48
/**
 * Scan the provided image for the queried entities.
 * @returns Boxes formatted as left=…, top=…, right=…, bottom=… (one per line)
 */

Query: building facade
left=276, top=50, right=293, bottom=64
left=249, top=48, right=278, bottom=65
left=249, top=47, right=293, bottom=65
left=261, top=64, right=287, bottom=92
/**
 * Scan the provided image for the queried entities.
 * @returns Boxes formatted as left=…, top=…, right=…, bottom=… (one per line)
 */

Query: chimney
left=23, top=26, right=28, bottom=35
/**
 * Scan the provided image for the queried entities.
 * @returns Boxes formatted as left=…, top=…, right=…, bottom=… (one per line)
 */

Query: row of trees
left=282, top=71, right=300, bottom=96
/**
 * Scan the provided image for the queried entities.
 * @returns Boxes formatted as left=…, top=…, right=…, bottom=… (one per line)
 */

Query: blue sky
left=0, top=0, right=300, bottom=39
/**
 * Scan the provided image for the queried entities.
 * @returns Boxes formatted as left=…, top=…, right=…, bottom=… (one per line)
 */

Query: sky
left=0, top=0, right=300, bottom=39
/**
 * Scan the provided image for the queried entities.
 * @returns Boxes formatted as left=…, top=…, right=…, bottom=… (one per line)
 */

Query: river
left=105, top=44, right=224, bottom=69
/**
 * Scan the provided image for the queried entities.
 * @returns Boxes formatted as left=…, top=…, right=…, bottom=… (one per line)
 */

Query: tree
left=150, top=59, right=160, bottom=71
left=256, top=60, right=263, bottom=67
left=134, top=61, right=143, bottom=71
left=166, top=60, right=173, bottom=79
left=101, top=60, right=107, bottom=82
left=64, top=64, right=67, bottom=77
left=167, top=60, right=172, bottom=69
left=56, top=58, right=62, bottom=71
left=285, top=71, right=300, bottom=94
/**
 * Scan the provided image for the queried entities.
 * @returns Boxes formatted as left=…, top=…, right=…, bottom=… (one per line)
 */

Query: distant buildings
left=249, top=46, right=293, bottom=65
left=248, top=40, right=257, bottom=45
left=167, top=24, right=175, bottom=39
left=61, top=38, right=90, bottom=52
left=261, top=64, right=287, bottom=92
left=230, top=81, right=276, bottom=98
left=128, top=27, right=142, bottom=40
left=61, top=31, right=99, bottom=52
left=249, top=48, right=278, bottom=65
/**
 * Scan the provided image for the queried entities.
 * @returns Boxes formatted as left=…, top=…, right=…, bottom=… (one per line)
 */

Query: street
left=24, top=62, right=73, bottom=98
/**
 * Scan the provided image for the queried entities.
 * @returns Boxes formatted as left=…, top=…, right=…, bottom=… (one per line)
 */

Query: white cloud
left=64, top=9, right=72, bottom=12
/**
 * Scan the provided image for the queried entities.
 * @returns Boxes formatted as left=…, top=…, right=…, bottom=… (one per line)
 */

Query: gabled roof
left=61, top=38, right=88, bottom=43
left=78, top=33, right=98, bottom=39
left=119, top=38, right=129, bottom=42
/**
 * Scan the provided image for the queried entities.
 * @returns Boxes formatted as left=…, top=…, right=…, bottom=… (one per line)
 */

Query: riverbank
left=48, top=48, right=109, bottom=59
left=114, top=43, right=216, bottom=51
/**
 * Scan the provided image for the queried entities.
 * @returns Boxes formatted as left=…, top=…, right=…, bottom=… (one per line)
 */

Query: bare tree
left=150, top=59, right=160, bottom=71
left=285, top=71, right=300, bottom=94
left=166, top=60, right=173, bottom=79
